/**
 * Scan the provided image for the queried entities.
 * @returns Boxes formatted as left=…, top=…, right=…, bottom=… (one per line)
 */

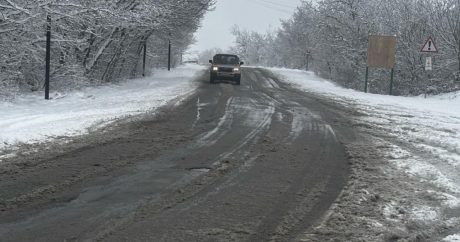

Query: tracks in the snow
left=0, top=68, right=355, bottom=242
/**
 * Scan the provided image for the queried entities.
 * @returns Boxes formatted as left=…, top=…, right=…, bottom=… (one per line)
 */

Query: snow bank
left=269, top=68, right=460, bottom=116
left=269, top=69, right=460, bottom=180
left=0, top=64, right=206, bottom=155
left=444, top=234, right=460, bottom=242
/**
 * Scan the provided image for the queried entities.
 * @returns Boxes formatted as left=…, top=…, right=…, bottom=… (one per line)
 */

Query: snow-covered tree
left=0, top=0, right=214, bottom=97
left=230, top=0, right=460, bottom=95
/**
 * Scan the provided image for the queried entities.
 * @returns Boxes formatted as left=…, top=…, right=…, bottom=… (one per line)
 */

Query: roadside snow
left=268, top=67, right=460, bottom=240
left=0, top=64, right=206, bottom=160
left=444, top=234, right=460, bottom=242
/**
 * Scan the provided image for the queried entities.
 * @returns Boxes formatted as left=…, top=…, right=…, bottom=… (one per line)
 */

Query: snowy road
left=0, top=68, right=354, bottom=241
left=2, top=66, right=458, bottom=241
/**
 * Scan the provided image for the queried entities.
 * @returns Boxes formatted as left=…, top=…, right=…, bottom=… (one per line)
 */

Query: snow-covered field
left=269, top=67, right=460, bottom=241
left=0, top=64, right=206, bottom=161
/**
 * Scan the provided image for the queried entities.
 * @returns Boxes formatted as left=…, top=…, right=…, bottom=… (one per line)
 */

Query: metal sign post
left=305, top=51, right=311, bottom=71
left=390, top=68, right=395, bottom=95
left=364, top=67, right=369, bottom=93
left=420, top=36, right=438, bottom=97
left=421, top=37, right=438, bottom=72
left=365, top=35, right=397, bottom=95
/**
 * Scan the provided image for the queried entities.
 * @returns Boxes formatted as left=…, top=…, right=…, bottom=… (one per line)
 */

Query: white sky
left=188, top=0, right=302, bottom=54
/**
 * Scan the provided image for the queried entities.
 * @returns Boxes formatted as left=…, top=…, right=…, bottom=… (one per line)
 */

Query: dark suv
left=209, top=54, right=244, bottom=85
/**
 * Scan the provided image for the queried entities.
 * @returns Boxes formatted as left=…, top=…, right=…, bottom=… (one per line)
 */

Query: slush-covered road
left=0, top=68, right=356, bottom=241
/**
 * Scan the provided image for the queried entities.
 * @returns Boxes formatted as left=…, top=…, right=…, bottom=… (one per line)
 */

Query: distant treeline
left=230, top=0, right=460, bottom=96
left=0, top=0, right=213, bottom=98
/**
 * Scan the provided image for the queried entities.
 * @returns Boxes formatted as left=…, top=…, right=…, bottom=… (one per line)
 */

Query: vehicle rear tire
left=235, top=77, right=241, bottom=85
left=210, top=74, right=215, bottom=84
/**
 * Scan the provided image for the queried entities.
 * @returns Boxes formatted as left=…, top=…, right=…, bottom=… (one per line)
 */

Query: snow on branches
left=230, top=0, right=460, bottom=95
left=0, top=0, right=214, bottom=97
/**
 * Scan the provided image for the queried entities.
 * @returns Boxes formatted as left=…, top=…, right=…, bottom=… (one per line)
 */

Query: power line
left=253, top=0, right=293, bottom=12
left=257, top=0, right=298, bottom=9
left=249, top=0, right=295, bottom=14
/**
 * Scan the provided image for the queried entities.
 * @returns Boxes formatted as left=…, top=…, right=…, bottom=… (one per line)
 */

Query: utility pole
left=168, top=33, right=171, bottom=71
left=45, top=15, right=51, bottom=100
left=389, top=68, right=394, bottom=95
left=142, top=42, right=147, bottom=77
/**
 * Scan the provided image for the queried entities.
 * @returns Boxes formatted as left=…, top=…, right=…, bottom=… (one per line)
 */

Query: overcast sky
left=188, top=0, right=302, bottom=54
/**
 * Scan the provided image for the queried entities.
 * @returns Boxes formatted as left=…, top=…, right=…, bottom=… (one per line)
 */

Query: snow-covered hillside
left=0, top=65, right=206, bottom=161
left=269, top=67, right=460, bottom=241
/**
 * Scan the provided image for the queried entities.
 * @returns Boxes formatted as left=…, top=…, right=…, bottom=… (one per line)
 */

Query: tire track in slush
left=0, top=67, right=350, bottom=242
left=165, top=96, right=276, bottom=214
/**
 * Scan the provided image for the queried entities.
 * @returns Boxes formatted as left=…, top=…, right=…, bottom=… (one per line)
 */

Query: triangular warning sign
left=421, top=37, right=438, bottom=53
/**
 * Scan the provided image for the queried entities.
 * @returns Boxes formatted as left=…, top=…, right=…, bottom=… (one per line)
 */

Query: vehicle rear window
left=213, top=55, right=239, bottom=65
